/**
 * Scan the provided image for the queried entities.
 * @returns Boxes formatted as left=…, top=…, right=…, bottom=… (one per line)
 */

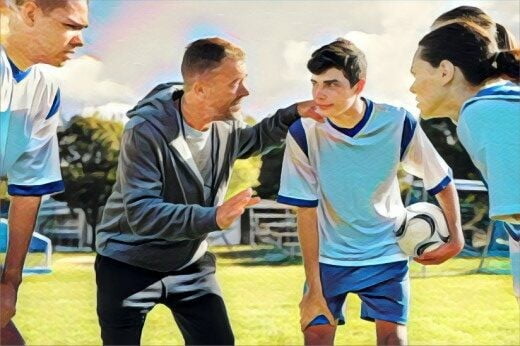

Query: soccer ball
left=395, top=202, right=450, bottom=257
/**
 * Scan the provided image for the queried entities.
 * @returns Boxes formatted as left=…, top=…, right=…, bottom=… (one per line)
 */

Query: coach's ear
left=353, top=79, right=366, bottom=95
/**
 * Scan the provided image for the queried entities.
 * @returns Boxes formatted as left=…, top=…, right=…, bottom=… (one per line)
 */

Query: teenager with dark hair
left=278, top=38, right=463, bottom=345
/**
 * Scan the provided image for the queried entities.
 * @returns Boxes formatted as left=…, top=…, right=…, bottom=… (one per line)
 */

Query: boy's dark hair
left=307, top=38, right=367, bottom=85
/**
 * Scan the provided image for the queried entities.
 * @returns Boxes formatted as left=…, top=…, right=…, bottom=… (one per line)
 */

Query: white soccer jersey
left=0, top=45, right=64, bottom=196
left=278, top=98, right=452, bottom=266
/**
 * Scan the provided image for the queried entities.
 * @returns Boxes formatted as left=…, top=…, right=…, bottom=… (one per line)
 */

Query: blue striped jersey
left=277, top=98, right=452, bottom=266
left=0, top=45, right=64, bottom=196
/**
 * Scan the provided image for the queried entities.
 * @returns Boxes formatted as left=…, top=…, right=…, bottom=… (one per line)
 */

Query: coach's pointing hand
left=297, top=100, right=326, bottom=123
left=217, top=188, right=260, bottom=229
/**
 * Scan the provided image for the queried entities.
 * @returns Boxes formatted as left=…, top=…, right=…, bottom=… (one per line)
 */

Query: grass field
left=13, top=246, right=520, bottom=345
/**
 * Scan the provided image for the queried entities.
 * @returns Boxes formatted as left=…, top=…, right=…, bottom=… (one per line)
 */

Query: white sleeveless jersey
left=278, top=99, right=452, bottom=266
left=0, top=45, right=64, bottom=196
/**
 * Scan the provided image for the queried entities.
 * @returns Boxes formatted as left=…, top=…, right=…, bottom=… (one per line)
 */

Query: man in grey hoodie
left=95, top=37, right=323, bottom=345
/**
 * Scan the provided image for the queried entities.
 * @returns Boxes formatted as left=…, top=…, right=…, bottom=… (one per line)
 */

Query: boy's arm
left=415, top=183, right=464, bottom=265
left=400, top=114, right=463, bottom=264
left=297, top=207, right=335, bottom=331
left=1, top=196, right=41, bottom=327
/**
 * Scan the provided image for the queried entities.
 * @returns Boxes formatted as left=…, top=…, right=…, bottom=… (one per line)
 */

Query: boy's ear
left=354, top=79, right=366, bottom=94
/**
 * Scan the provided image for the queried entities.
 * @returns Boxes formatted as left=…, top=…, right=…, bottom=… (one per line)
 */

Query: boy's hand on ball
left=299, top=290, right=335, bottom=331
left=414, top=238, right=464, bottom=265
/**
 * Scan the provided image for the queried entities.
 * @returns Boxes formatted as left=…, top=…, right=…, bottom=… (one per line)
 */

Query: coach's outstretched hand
left=216, top=188, right=260, bottom=229
left=299, top=290, right=335, bottom=332
left=296, top=101, right=326, bottom=123
left=413, top=238, right=464, bottom=265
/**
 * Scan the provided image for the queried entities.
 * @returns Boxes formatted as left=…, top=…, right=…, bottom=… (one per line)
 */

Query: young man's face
left=311, top=67, right=360, bottom=118
left=31, top=0, right=89, bottom=66
left=202, top=57, right=250, bottom=121
left=409, top=49, right=449, bottom=119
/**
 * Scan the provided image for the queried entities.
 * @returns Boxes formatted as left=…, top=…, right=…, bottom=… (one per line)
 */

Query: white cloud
left=81, top=102, right=133, bottom=124
left=40, top=56, right=137, bottom=121
left=50, top=0, right=519, bottom=121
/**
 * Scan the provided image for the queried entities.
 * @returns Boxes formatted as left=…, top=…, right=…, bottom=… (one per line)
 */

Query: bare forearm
left=297, top=207, right=321, bottom=290
left=435, top=184, right=464, bottom=245
left=1, top=196, right=41, bottom=286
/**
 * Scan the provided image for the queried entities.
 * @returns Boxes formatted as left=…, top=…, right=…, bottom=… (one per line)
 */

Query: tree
left=225, top=116, right=262, bottom=200
left=53, top=115, right=123, bottom=249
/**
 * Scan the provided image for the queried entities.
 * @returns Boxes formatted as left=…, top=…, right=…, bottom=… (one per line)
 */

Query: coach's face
left=30, top=0, right=88, bottom=66
left=203, top=58, right=250, bottom=121
left=311, top=67, right=361, bottom=118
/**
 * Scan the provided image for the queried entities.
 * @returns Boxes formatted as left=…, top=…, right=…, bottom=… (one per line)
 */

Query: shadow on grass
left=214, top=246, right=302, bottom=267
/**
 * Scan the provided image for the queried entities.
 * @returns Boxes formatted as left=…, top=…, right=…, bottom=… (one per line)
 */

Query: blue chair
left=0, top=218, right=52, bottom=274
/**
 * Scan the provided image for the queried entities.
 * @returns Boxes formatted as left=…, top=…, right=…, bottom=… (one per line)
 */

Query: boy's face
left=311, top=67, right=361, bottom=118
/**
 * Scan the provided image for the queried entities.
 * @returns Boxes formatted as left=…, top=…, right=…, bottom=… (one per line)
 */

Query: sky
left=40, top=0, right=520, bottom=122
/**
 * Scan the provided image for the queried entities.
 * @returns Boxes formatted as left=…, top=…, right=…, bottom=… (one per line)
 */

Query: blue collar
left=327, top=98, right=373, bottom=137
left=474, top=82, right=519, bottom=98
left=461, top=82, right=519, bottom=114
left=6, top=55, right=31, bottom=83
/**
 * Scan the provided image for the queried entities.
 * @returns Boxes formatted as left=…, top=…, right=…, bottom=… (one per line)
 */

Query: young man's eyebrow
left=64, top=19, right=89, bottom=29
left=310, top=79, right=340, bottom=83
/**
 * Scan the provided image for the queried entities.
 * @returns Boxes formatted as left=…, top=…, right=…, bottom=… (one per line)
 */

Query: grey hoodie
left=96, top=83, right=300, bottom=271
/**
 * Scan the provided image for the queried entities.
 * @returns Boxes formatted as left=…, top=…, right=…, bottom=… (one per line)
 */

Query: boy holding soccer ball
left=277, top=39, right=464, bottom=345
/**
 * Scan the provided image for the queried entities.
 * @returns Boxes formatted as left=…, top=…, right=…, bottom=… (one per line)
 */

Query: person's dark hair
left=432, top=6, right=518, bottom=51
left=181, top=37, right=245, bottom=84
left=419, top=22, right=520, bottom=85
left=433, top=6, right=493, bottom=30
left=15, top=0, right=88, bottom=13
left=495, top=23, right=519, bottom=50
left=307, top=38, right=367, bottom=86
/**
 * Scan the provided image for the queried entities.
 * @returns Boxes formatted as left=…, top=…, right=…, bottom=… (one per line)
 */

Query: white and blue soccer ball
left=395, top=202, right=450, bottom=257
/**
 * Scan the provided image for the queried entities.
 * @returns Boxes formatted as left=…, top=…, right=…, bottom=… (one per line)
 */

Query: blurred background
left=0, top=0, right=519, bottom=344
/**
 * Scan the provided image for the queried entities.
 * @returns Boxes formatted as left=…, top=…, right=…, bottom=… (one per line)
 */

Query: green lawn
left=13, top=246, right=520, bottom=345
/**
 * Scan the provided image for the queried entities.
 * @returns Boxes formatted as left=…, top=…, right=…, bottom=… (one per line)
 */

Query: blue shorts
left=306, top=260, right=410, bottom=327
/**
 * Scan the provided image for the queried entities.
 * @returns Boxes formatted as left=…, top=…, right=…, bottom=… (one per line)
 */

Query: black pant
left=95, top=253, right=234, bottom=345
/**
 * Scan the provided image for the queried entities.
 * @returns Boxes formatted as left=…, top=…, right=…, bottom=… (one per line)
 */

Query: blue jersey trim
left=6, top=55, right=31, bottom=83
left=8, top=180, right=65, bottom=196
left=277, top=195, right=318, bottom=207
left=474, top=82, right=518, bottom=98
left=327, top=98, right=373, bottom=138
left=288, top=119, right=309, bottom=158
left=400, top=112, right=417, bottom=160
left=461, top=83, right=520, bottom=113
left=504, top=223, right=520, bottom=242
left=46, top=89, right=61, bottom=120
left=427, top=176, right=452, bottom=196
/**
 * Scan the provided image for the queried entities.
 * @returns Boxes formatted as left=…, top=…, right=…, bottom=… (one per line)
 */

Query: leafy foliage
left=53, top=115, right=123, bottom=248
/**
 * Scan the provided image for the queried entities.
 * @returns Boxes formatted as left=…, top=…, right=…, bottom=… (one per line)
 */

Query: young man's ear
left=439, top=60, right=455, bottom=86
left=20, top=1, right=39, bottom=27
left=354, top=79, right=366, bottom=94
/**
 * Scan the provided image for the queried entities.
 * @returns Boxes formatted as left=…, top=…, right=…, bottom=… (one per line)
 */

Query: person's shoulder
left=462, top=83, right=520, bottom=115
left=373, top=101, right=410, bottom=117
left=288, top=117, right=317, bottom=136
left=461, top=98, right=519, bottom=127
left=31, top=65, right=59, bottom=88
